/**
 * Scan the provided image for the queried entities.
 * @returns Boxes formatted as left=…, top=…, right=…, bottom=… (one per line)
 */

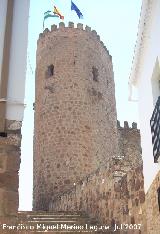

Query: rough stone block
left=0, top=154, right=7, bottom=173
left=139, top=191, right=145, bottom=203
left=97, top=35, right=100, bottom=40
left=68, top=22, right=74, bottom=28
left=0, top=189, right=18, bottom=216
left=43, top=28, right=50, bottom=34
left=124, top=121, right=129, bottom=128
left=117, top=120, right=120, bottom=128
left=51, top=24, right=57, bottom=31
left=92, top=30, right=97, bottom=37
left=6, top=120, right=22, bottom=131
left=132, top=122, right=137, bottom=129
left=0, top=145, right=20, bottom=173
left=59, top=22, right=65, bottom=28
left=0, top=134, right=21, bottom=147
left=0, top=172, right=19, bottom=191
left=85, top=25, right=91, bottom=32
left=99, top=42, right=104, bottom=49
left=39, top=33, right=44, bottom=40
left=77, top=23, right=83, bottom=29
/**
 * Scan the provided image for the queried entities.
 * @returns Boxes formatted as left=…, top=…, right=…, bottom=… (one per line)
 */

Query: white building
left=0, top=0, right=30, bottom=129
left=129, top=0, right=160, bottom=191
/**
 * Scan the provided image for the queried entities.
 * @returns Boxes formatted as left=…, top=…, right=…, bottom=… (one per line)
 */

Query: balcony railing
left=150, top=96, right=160, bottom=163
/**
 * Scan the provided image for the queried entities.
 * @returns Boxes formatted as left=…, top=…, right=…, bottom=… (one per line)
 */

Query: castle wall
left=0, top=120, right=21, bottom=216
left=49, top=123, right=147, bottom=233
left=49, top=158, right=146, bottom=233
left=145, top=170, right=160, bottom=234
left=33, top=22, right=119, bottom=210
left=117, top=121, right=143, bottom=167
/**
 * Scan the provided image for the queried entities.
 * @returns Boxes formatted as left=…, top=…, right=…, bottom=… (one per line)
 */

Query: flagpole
left=43, top=18, right=45, bottom=31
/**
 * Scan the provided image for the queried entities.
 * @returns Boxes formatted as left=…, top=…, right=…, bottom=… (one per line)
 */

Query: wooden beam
left=0, top=0, right=14, bottom=132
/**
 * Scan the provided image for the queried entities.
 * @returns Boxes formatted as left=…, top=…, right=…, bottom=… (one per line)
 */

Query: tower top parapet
left=38, top=22, right=111, bottom=59
left=117, top=120, right=138, bottom=130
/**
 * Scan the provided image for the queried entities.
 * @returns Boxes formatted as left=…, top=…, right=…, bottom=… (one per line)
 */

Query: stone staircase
left=0, top=211, right=114, bottom=234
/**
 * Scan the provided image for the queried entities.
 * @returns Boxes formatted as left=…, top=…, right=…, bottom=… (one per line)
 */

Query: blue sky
left=19, top=0, right=142, bottom=210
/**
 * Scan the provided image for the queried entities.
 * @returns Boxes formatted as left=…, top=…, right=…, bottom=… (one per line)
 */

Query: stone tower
left=33, top=22, right=118, bottom=210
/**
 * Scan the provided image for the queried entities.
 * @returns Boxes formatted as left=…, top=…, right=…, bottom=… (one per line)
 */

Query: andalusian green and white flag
left=44, top=10, right=59, bottom=20
left=43, top=10, right=59, bottom=29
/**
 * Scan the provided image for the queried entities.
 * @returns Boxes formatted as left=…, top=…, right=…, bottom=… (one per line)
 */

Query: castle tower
left=33, top=22, right=118, bottom=210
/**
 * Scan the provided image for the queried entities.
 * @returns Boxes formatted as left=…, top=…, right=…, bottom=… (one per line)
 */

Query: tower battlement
left=117, top=120, right=142, bottom=167
left=117, top=120, right=138, bottom=129
left=38, top=22, right=111, bottom=58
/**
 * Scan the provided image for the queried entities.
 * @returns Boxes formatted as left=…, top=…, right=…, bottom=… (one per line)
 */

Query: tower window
left=0, top=132, right=7, bottom=137
left=92, top=66, right=99, bottom=82
left=157, top=186, right=160, bottom=212
left=46, top=64, right=54, bottom=78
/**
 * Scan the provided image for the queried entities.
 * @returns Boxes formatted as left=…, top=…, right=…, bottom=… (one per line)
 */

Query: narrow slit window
left=92, top=66, right=99, bottom=82
left=157, top=187, right=160, bottom=212
left=0, top=132, right=7, bottom=137
left=46, top=64, right=54, bottom=78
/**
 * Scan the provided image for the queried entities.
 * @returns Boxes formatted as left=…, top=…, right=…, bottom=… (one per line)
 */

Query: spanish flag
left=53, top=6, right=64, bottom=20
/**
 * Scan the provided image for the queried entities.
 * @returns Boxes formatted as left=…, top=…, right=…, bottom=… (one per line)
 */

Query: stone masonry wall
left=49, top=123, right=147, bottom=233
left=145, top=170, right=160, bottom=234
left=33, top=22, right=119, bottom=210
left=0, top=120, right=21, bottom=216
left=117, top=121, right=143, bottom=167
left=50, top=158, right=146, bottom=233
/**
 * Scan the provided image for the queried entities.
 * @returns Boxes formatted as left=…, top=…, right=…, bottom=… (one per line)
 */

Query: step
left=18, top=211, right=85, bottom=216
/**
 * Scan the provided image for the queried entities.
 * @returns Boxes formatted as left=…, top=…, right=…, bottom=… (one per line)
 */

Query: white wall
left=6, top=0, right=30, bottom=121
left=136, top=0, right=160, bottom=192
left=0, top=0, right=8, bottom=85
left=151, top=59, right=160, bottom=106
